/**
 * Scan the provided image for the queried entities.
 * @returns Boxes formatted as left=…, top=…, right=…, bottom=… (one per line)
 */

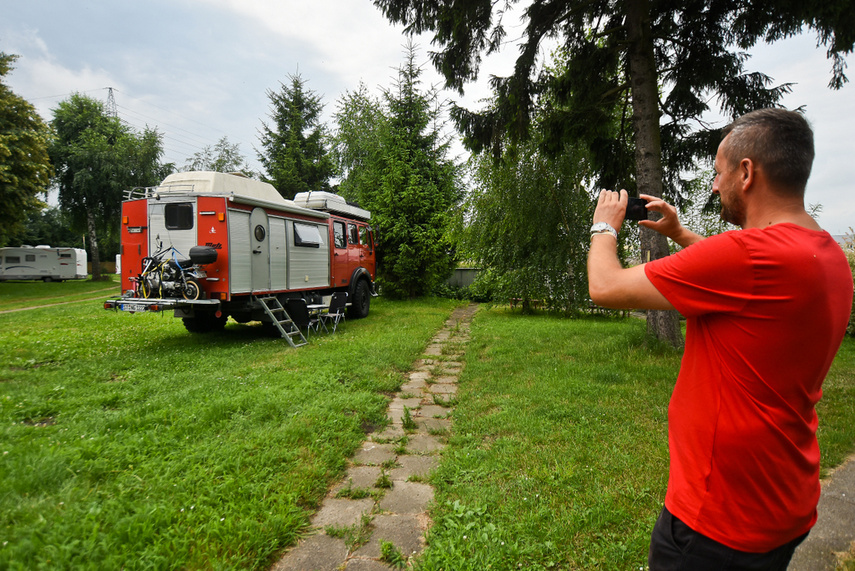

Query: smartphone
left=625, top=197, right=649, bottom=221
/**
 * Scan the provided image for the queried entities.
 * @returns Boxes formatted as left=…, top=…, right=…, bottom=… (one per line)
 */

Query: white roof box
left=293, top=191, right=371, bottom=221
left=153, top=172, right=327, bottom=219
left=159, top=171, right=286, bottom=204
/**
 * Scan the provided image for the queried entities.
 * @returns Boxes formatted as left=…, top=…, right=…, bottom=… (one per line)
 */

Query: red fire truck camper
left=104, top=171, right=376, bottom=344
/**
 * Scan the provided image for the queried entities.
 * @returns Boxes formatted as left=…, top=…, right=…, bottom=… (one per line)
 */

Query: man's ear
left=739, top=158, right=755, bottom=191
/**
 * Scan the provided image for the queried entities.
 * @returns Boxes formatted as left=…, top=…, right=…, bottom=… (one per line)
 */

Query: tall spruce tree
left=258, top=74, right=334, bottom=199
left=373, top=0, right=853, bottom=346
left=333, top=45, right=462, bottom=298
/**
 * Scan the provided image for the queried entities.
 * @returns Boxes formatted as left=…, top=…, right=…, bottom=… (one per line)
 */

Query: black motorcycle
left=131, top=243, right=217, bottom=300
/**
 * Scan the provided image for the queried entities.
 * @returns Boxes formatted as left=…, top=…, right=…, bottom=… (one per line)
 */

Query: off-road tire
left=348, top=279, right=371, bottom=319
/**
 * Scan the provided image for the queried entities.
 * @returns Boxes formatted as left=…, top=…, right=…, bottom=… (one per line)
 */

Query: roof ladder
left=254, top=295, right=307, bottom=348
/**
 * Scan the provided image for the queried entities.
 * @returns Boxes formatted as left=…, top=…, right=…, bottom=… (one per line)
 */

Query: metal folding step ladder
left=254, top=295, right=307, bottom=348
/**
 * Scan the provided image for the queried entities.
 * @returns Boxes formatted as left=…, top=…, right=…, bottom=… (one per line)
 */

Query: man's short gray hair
left=722, top=108, right=814, bottom=195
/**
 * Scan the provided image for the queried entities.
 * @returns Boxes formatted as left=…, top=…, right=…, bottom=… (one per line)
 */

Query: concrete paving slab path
left=789, top=453, right=855, bottom=570
left=271, top=303, right=478, bottom=571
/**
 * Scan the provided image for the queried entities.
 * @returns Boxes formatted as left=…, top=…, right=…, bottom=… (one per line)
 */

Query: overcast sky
left=2, top=1, right=853, bottom=234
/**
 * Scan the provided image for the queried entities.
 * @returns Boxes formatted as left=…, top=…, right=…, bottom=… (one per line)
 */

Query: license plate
left=121, top=303, right=147, bottom=313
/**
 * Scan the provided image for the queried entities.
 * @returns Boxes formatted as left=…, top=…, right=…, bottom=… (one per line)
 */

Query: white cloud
left=3, top=28, right=119, bottom=119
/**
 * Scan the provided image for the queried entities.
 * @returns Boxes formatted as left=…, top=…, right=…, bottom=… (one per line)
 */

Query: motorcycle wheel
left=183, top=278, right=202, bottom=300
left=140, top=280, right=153, bottom=299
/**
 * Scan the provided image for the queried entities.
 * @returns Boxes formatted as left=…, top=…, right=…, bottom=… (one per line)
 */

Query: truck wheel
left=183, top=312, right=227, bottom=333
left=183, top=278, right=202, bottom=300
left=349, top=279, right=370, bottom=319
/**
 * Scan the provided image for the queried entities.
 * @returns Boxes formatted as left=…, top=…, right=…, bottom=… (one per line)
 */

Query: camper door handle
left=252, top=249, right=261, bottom=254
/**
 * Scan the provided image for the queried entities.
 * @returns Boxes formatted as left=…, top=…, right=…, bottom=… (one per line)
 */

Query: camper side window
left=6, top=256, right=20, bottom=263
left=165, top=203, right=194, bottom=230
left=294, top=223, right=322, bottom=248
left=26, top=255, right=36, bottom=262
left=334, top=221, right=346, bottom=249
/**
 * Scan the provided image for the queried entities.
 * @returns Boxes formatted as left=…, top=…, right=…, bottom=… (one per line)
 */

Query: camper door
left=147, top=198, right=198, bottom=256
left=249, top=208, right=271, bottom=292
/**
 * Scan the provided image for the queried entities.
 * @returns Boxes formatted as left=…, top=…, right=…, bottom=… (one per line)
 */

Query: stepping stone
left=378, top=481, right=434, bottom=514
left=400, top=379, right=427, bottom=392
left=406, top=434, right=445, bottom=453
left=311, top=498, right=374, bottom=528
left=352, top=514, right=425, bottom=559
left=390, top=455, right=438, bottom=481
left=409, top=370, right=431, bottom=382
left=353, top=443, right=396, bottom=466
left=271, top=533, right=348, bottom=571
left=389, top=397, right=422, bottom=410
left=331, top=465, right=382, bottom=495
left=371, top=424, right=405, bottom=441
left=428, top=383, right=457, bottom=396
left=418, top=405, right=447, bottom=419
left=417, top=417, right=451, bottom=433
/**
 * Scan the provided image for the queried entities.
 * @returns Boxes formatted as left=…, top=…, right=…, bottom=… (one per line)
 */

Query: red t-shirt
left=645, top=223, right=853, bottom=552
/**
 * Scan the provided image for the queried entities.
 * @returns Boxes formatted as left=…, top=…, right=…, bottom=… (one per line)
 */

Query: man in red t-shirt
left=587, top=108, right=853, bottom=570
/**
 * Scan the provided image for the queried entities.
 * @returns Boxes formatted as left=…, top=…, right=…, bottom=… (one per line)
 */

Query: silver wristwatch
left=590, top=222, right=618, bottom=240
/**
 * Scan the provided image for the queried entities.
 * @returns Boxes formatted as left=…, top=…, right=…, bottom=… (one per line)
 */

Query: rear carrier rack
left=125, top=183, right=197, bottom=200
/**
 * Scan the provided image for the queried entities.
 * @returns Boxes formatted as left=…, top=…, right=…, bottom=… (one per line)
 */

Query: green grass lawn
left=0, top=275, right=120, bottom=312
left=2, top=282, right=853, bottom=570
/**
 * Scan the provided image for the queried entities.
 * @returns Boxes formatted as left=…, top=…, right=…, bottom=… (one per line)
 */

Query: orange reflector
left=218, top=212, right=225, bottom=222
left=122, top=216, right=129, bottom=224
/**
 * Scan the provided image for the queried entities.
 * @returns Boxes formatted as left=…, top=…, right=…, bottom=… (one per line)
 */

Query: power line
left=25, top=86, right=263, bottom=171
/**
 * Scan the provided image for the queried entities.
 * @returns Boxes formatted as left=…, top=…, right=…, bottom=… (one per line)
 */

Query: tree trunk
left=625, top=0, right=683, bottom=348
left=86, top=209, right=102, bottom=281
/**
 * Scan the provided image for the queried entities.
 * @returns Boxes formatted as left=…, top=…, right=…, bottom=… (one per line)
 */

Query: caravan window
left=294, top=223, right=322, bottom=248
left=5, top=256, right=20, bottom=264
left=165, top=203, right=194, bottom=230
left=26, top=254, right=36, bottom=262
